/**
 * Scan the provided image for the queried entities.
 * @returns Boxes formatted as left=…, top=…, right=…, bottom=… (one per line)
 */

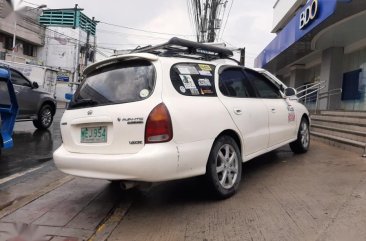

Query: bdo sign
left=299, top=0, right=319, bottom=29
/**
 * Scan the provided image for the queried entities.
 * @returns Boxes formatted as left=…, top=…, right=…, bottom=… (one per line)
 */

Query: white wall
left=272, top=0, right=305, bottom=33
left=38, top=27, right=81, bottom=74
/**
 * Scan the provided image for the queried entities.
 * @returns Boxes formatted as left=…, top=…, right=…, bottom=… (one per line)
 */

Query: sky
left=20, top=0, right=276, bottom=67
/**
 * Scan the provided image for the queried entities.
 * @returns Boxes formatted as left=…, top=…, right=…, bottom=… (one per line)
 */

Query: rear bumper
left=53, top=142, right=179, bottom=182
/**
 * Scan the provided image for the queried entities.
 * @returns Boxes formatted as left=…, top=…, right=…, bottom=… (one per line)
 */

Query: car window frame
left=243, top=69, right=284, bottom=99
left=69, top=59, right=157, bottom=109
left=10, top=69, right=32, bottom=88
left=170, top=62, right=217, bottom=97
left=218, top=65, right=257, bottom=99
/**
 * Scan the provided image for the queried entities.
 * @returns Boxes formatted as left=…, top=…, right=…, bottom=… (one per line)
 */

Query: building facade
left=0, top=0, right=45, bottom=64
left=38, top=7, right=97, bottom=101
left=39, top=7, right=97, bottom=83
left=255, top=0, right=366, bottom=111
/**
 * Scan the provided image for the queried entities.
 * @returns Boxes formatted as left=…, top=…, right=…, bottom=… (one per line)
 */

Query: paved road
left=0, top=112, right=366, bottom=240
left=0, top=109, right=63, bottom=179
left=107, top=143, right=366, bottom=241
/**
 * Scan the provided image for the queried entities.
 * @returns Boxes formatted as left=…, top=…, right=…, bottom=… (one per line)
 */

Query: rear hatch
left=61, top=57, right=162, bottom=155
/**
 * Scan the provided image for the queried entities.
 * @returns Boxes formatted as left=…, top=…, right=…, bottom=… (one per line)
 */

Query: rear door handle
left=233, top=108, right=242, bottom=115
left=271, top=108, right=276, bottom=113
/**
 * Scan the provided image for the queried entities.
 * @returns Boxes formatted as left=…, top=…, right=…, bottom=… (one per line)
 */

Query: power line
left=99, top=21, right=195, bottom=37
left=20, top=18, right=117, bottom=56
left=45, top=29, right=116, bottom=55
left=219, top=0, right=234, bottom=40
left=22, top=0, right=45, bottom=7
left=97, top=29, right=170, bottom=41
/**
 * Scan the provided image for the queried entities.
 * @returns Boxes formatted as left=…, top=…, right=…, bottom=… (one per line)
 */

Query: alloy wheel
left=41, top=108, right=52, bottom=127
left=216, top=144, right=239, bottom=189
left=300, top=121, right=309, bottom=148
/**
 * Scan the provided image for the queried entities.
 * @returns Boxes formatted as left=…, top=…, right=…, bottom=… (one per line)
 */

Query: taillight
left=145, top=103, right=173, bottom=144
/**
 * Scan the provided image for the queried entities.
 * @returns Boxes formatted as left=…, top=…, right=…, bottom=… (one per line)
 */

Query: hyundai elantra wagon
left=53, top=38, right=310, bottom=198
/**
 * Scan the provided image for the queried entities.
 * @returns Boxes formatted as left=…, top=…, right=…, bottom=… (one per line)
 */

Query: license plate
left=81, top=126, right=107, bottom=143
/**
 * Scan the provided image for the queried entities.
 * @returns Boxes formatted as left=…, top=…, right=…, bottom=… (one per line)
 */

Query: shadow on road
left=130, top=147, right=296, bottom=205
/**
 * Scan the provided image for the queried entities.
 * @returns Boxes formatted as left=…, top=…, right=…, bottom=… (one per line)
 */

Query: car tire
left=290, top=117, right=310, bottom=154
left=205, top=135, right=242, bottom=199
left=33, top=104, right=54, bottom=130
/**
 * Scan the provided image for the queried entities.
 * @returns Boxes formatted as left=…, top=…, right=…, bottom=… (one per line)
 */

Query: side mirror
left=32, top=81, right=39, bottom=89
left=284, top=87, right=297, bottom=97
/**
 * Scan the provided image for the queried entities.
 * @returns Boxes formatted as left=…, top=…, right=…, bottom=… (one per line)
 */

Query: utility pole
left=92, top=17, right=97, bottom=63
left=188, top=0, right=230, bottom=43
left=84, top=27, right=90, bottom=66
left=84, top=16, right=98, bottom=65
left=11, top=17, right=17, bottom=62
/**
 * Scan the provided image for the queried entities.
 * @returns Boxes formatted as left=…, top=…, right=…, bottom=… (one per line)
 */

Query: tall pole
left=84, top=28, right=90, bottom=66
left=11, top=18, right=17, bottom=62
left=92, top=17, right=97, bottom=63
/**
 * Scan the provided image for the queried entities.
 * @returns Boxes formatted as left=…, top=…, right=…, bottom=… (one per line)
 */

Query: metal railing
left=296, top=81, right=326, bottom=100
left=296, top=81, right=342, bottom=114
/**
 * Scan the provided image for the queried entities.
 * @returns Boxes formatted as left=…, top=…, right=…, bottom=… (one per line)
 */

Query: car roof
left=84, top=37, right=240, bottom=75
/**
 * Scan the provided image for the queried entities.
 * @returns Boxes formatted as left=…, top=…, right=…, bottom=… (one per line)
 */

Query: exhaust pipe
left=119, top=181, right=139, bottom=190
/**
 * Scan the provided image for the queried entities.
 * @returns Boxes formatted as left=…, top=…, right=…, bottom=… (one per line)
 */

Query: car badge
left=87, top=110, right=93, bottom=116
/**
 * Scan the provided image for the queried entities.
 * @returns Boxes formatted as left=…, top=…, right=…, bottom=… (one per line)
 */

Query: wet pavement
left=0, top=109, right=63, bottom=179
left=0, top=113, right=366, bottom=240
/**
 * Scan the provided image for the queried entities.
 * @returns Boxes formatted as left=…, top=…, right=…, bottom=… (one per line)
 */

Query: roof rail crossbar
left=132, top=37, right=234, bottom=60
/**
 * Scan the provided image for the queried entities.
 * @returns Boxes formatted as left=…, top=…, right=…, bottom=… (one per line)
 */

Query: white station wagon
left=53, top=38, right=310, bottom=198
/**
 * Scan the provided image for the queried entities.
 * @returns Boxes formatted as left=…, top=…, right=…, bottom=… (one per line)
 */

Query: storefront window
left=341, top=48, right=366, bottom=111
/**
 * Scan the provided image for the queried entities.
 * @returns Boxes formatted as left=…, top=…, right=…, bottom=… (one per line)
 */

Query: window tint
left=244, top=70, right=282, bottom=99
left=0, top=81, right=11, bottom=106
left=70, top=60, right=155, bottom=109
left=11, top=70, right=31, bottom=87
left=170, top=63, right=216, bottom=97
left=219, top=68, right=255, bottom=98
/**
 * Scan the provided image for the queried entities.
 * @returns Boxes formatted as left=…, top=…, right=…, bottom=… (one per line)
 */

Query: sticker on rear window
left=178, top=66, right=199, bottom=75
left=198, top=78, right=211, bottom=87
left=198, top=64, right=212, bottom=71
left=200, top=87, right=214, bottom=95
left=180, top=86, right=186, bottom=93
left=199, top=70, right=212, bottom=76
left=140, top=89, right=150, bottom=98
left=190, top=88, right=200, bottom=95
left=179, top=75, right=197, bottom=89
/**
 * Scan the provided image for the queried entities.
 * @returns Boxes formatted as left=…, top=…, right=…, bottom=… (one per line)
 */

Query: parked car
left=53, top=38, right=310, bottom=198
left=0, top=67, right=56, bottom=130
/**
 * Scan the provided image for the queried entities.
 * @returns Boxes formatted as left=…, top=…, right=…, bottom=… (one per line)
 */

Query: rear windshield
left=69, top=60, right=155, bottom=109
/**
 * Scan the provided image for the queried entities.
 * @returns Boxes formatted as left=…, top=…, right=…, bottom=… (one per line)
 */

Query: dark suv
left=0, top=67, right=56, bottom=130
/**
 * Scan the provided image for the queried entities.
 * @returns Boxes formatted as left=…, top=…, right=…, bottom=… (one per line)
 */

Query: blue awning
left=254, top=0, right=352, bottom=69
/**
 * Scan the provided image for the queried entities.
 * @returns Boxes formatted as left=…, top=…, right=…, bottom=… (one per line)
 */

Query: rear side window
left=70, top=60, right=155, bottom=109
left=244, top=69, right=282, bottom=99
left=11, top=70, right=31, bottom=87
left=219, top=68, right=256, bottom=98
left=170, top=63, right=216, bottom=97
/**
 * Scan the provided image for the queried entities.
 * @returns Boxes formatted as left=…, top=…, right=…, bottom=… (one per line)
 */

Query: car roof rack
left=131, top=37, right=234, bottom=61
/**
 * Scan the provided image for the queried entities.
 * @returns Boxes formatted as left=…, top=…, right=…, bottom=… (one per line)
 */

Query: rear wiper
left=69, top=98, right=98, bottom=108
